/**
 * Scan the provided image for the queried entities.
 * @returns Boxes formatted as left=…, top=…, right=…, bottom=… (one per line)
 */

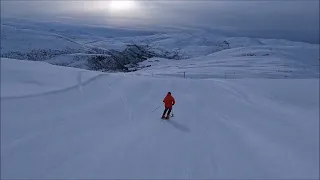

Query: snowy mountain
left=1, top=25, right=86, bottom=54
left=1, top=21, right=183, bottom=71
left=1, top=17, right=319, bottom=179
left=1, top=58, right=319, bottom=179
left=136, top=45, right=319, bottom=79
left=1, top=19, right=319, bottom=76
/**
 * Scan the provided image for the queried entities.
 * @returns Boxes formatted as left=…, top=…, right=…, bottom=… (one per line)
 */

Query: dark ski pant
left=162, top=108, right=172, bottom=117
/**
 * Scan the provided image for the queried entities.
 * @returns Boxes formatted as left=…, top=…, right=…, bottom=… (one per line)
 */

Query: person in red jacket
left=162, top=92, right=175, bottom=119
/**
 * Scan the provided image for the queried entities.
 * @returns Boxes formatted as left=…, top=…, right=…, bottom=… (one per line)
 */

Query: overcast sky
left=1, top=0, right=319, bottom=43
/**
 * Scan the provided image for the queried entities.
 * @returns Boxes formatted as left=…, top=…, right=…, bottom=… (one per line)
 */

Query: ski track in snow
left=1, top=18, right=319, bottom=179
left=1, top=59, right=319, bottom=179
left=1, top=73, right=106, bottom=100
left=107, top=83, right=133, bottom=122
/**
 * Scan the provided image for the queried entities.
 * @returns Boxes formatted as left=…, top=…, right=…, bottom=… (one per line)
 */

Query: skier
left=162, top=92, right=175, bottom=119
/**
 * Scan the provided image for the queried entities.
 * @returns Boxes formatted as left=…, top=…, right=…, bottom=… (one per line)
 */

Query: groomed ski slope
left=1, top=58, right=319, bottom=179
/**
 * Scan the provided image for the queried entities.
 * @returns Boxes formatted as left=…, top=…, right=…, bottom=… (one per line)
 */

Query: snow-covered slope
left=0, top=58, right=101, bottom=98
left=136, top=45, right=319, bottom=79
left=1, top=23, right=157, bottom=71
left=104, top=32, right=319, bottom=59
left=1, top=18, right=157, bottom=39
left=1, top=58, right=319, bottom=179
left=1, top=19, right=319, bottom=75
left=1, top=25, right=86, bottom=54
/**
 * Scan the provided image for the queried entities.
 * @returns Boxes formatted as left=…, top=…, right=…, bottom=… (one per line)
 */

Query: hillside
left=1, top=25, right=86, bottom=54
left=136, top=45, right=319, bottom=79
left=1, top=58, right=319, bottom=179
left=1, top=19, right=319, bottom=76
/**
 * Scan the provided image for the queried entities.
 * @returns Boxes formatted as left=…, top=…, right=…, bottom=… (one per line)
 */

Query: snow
left=1, top=58, right=101, bottom=98
left=2, top=18, right=319, bottom=76
left=1, top=17, right=319, bottom=179
left=1, top=58, right=319, bottom=179
left=44, top=53, right=110, bottom=70
left=136, top=44, right=319, bottom=79
left=1, top=18, right=157, bottom=39
left=86, top=40, right=128, bottom=51
left=1, top=25, right=86, bottom=53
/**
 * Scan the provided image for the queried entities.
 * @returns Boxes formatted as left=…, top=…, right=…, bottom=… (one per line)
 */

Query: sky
left=1, top=0, right=319, bottom=43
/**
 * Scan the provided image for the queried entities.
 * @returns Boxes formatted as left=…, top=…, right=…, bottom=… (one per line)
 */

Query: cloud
left=1, top=0, right=319, bottom=43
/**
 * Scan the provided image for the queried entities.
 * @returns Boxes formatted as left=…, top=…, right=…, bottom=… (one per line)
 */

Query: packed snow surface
left=1, top=58, right=319, bottom=179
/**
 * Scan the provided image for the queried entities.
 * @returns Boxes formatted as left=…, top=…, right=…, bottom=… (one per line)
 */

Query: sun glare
left=108, top=0, right=136, bottom=12
left=90, top=0, right=141, bottom=18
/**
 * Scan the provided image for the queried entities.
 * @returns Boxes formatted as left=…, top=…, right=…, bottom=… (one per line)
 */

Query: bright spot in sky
left=109, top=0, right=136, bottom=11
left=87, top=0, right=144, bottom=21
left=91, top=0, right=139, bottom=16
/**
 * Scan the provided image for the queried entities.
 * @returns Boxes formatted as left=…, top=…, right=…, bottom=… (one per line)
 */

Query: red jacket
left=163, top=94, right=175, bottom=108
